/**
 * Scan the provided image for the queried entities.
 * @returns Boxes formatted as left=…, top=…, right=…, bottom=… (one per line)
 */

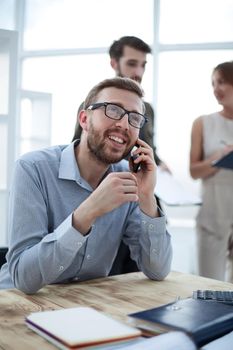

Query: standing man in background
left=72, top=36, right=169, bottom=275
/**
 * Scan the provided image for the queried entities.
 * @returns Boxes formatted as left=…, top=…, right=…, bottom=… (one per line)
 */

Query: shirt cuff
left=54, top=213, right=88, bottom=250
left=140, top=208, right=166, bottom=236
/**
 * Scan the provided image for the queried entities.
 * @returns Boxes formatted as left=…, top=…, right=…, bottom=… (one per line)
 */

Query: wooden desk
left=0, top=271, right=232, bottom=349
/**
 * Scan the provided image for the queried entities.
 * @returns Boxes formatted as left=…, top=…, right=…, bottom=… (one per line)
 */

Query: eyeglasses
left=87, top=102, right=148, bottom=129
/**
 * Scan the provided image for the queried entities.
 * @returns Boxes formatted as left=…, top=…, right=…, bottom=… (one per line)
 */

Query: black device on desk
left=192, top=290, right=233, bottom=305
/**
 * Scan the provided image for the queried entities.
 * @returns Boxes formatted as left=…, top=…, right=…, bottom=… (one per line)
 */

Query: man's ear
left=110, top=58, right=118, bottom=71
left=79, top=110, right=88, bottom=131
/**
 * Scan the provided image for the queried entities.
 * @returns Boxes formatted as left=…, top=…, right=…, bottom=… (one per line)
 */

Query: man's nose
left=115, top=114, right=130, bottom=130
left=136, top=65, right=144, bottom=75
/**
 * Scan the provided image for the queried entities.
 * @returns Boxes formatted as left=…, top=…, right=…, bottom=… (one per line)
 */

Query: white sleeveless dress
left=196, top=112, right=233, bottom=281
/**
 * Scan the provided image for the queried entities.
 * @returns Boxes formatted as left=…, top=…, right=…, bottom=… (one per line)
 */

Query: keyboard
left=193, top=290, right=233, bottom=305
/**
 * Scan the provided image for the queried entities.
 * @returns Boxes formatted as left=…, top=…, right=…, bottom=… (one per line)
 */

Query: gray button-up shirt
left=0, top=142, right=172, bottom=293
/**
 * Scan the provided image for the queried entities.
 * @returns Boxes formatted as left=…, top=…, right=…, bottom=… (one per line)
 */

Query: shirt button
left=149, top=224, right=154, bottom=229
left=59, top=265, right=64, bottom=271
left=142, top=220, right=146, bottom=225
left=152, top=248, right=157, bottom=254
left=87, top=254, right=91, bottom=260
left=73, top=276, right=79, bottom=281
left=77, top=242, right=82, bottom=247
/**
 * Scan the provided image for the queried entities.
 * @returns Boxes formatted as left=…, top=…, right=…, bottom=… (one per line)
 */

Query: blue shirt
left=0, top=142, right=172, bottom=293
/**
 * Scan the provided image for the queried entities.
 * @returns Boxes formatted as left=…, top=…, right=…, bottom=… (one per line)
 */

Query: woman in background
left=190, top=61, right=233, bottom=282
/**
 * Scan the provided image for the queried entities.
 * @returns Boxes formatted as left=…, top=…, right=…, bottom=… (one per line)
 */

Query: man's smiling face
left=86, top=87, right=142, bottom=164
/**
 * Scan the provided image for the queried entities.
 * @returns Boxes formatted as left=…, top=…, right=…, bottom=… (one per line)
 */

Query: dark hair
left=83, top=77, right=145, bottom=112
left=83, top=77, right=144, bottom=109
left=109, top=36, right=151, bottom=61
left=213, top=61, right=233, bottom=86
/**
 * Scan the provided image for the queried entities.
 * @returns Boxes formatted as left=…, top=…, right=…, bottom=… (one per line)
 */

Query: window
left=160, top=0, right=233, bottom=43
left=23, top=0, right=153, bottom=50
left=22, top=53, right=153, bottom=144
left=0, top=0, right=232, bottom=249
left=20, top=91, right=52, bottom=155
left=0, top=29, right=17, bottom=246
left=0, top=0, right=15, bottom=30
left=156, top=50, right=233, bottom=195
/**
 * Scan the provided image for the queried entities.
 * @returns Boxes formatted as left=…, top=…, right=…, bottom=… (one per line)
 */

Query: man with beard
left=72, top=37, right=170, bottom=276
left=0, top=77, right=172, bottom=294
left=72, top=36, right=166, bottom=167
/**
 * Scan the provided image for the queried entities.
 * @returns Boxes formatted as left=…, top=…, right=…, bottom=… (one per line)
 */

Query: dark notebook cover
left=128, top=298, right=233, bottom=347
left=212, top=151, right=233, bottom=170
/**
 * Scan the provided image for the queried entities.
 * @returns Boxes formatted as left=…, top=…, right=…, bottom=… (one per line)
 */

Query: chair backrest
left=0, top=247, right=8, bottom=268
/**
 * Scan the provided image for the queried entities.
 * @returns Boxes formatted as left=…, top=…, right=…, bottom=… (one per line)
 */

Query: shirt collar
left=59, top=140, right=81, bottom=181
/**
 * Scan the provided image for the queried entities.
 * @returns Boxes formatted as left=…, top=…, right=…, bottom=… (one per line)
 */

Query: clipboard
left=212, top=151, right=233, bottom=170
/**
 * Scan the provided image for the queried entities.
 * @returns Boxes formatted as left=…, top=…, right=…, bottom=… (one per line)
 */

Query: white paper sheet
left=155, top=168, right=201, bottom=206
left=202, top=330, right=233, bottom=350
left=101, top=332, right=196, bottom=350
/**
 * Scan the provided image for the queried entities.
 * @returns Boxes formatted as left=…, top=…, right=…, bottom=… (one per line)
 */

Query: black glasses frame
left=87, top=102, right=148, bottom=129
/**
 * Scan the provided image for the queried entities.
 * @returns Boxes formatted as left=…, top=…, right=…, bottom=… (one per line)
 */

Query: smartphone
left=130, top=144, right=142, bottom=173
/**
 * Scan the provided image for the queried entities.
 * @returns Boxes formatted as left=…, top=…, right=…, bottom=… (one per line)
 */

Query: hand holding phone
left=130, top=144, right=142, bottom=173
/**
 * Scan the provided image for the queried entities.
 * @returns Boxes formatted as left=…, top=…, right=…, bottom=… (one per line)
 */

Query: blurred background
left=1, top=0, right=233, bottom=273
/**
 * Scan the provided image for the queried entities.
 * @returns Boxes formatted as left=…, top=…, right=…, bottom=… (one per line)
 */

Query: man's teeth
left=109, top=136, right=124, bottom=144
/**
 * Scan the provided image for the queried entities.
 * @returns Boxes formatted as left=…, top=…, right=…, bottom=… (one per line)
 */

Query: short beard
left=87, top=120, right=131, bottom=164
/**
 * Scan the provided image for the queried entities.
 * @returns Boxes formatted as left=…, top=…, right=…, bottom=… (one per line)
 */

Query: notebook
left=26, top=307, right=141, bottom=349
left=212, top=151, right=233, bottom=170
left=128, top=298, right=233, bottom=347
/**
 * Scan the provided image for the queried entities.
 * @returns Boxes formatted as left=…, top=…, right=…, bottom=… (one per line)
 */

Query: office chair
left=0, top=247, right=8, bottom=268
left=109, top=242, right=139, bottom=276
